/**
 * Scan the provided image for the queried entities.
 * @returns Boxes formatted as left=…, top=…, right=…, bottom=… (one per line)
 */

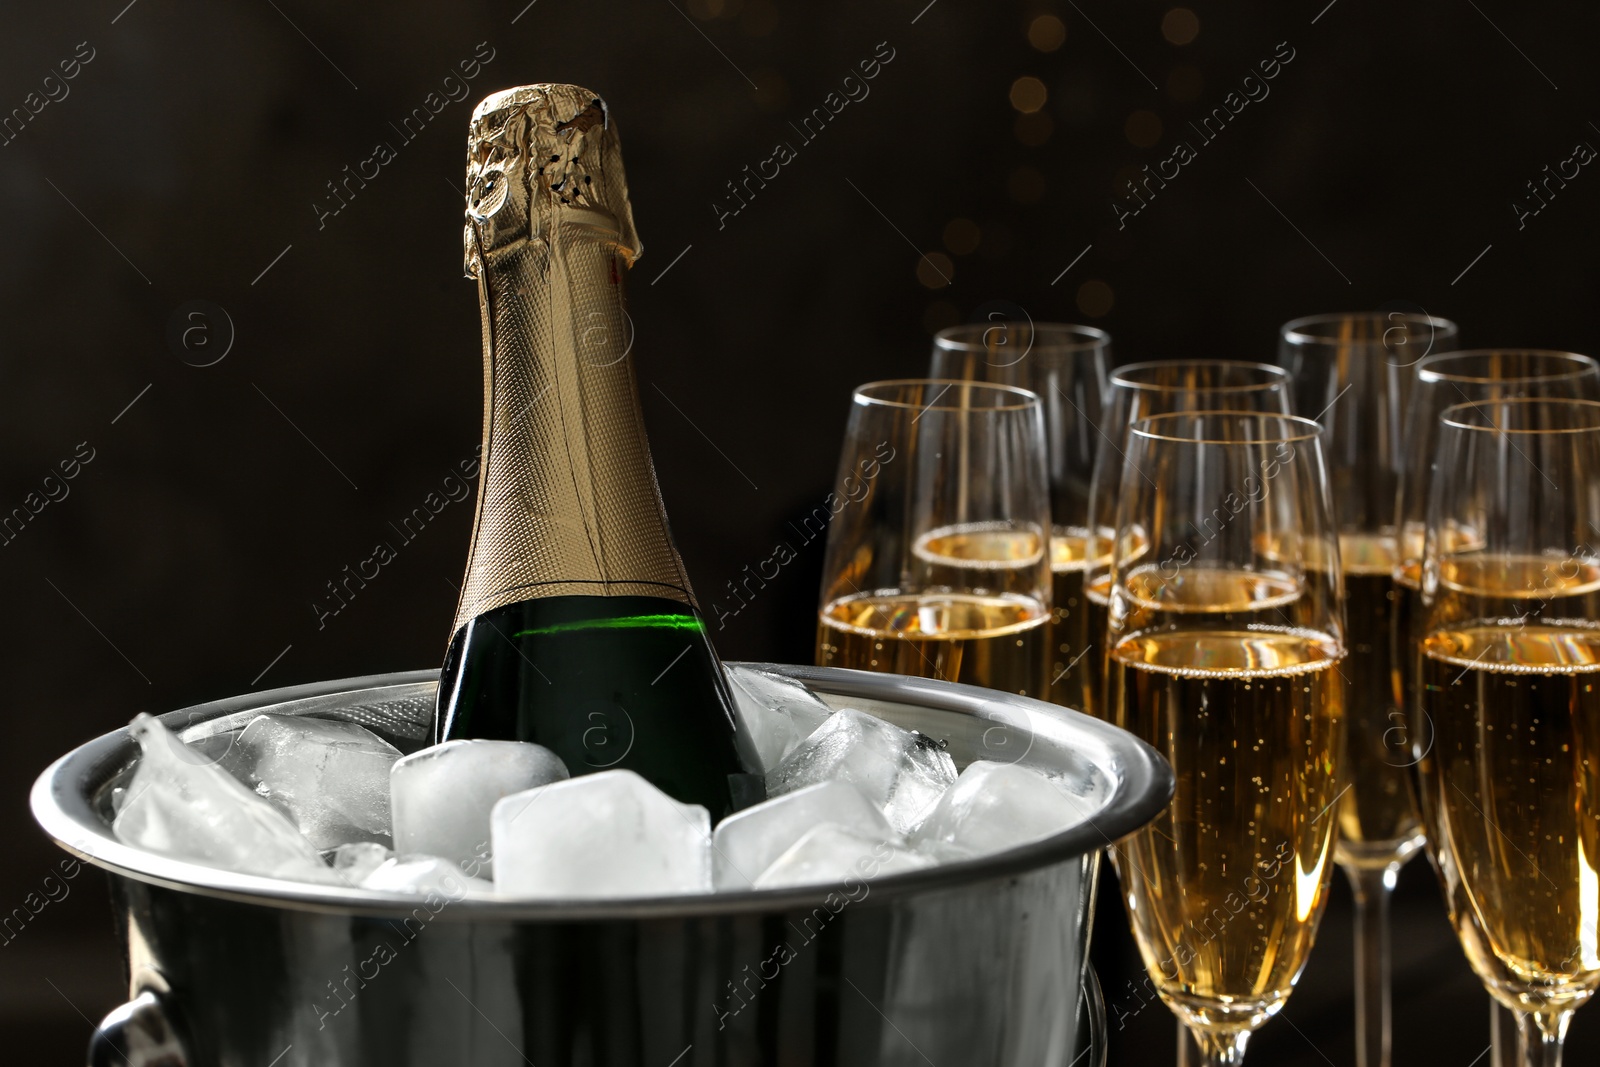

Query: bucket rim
left=31, top=665, right=1173, bottom=920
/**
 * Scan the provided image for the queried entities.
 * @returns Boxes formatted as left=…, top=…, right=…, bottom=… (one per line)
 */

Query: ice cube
left=766, top=709, right=956, bottom=833
left=330, top=841, right=393, bottom=885
left=886, top=735, right=959, bottom=833
left=361, top=855, right=492, bottom=897
left=181, top=727, right=244, bottom=769
left=390, top=740, right=568, bottom=876
left=218, top=714, right=401, bottom=850
left=765, top=708, right=901, bottom=802
left=725, top=664, right=835, bottom=773
left=753, top=825, right=933, bottom=889
left=911, top=837, right=980, bottom=865
left=113, top=714, right=334, bottom=883
left=911, top=760, right=1097, bottom=857
left=711, top=781, right=895, bottom=890
left=492, top=769, right=711, bottom=898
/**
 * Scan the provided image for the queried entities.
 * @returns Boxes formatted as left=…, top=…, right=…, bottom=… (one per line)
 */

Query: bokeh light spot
left=1077, top=279, right=1115, bottom=317
left=1028, top=15, right=1067, bottom=52
left=1009, top=76, right=1048, bottom=114
left=1161, top=8, right=1200, bottom=45
left=917, top=252, right=955, bottom=289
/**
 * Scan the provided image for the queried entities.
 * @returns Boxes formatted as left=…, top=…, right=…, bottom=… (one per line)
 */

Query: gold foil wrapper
left=453, top=84, right=694, bottom=633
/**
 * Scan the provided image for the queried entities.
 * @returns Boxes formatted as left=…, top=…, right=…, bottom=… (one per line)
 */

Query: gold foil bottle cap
left=464, top=84, right=641, bottom=278
left=451, top=85, right=696, bottom=633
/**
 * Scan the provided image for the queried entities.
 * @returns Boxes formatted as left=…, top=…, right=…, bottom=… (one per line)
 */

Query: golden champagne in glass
left=1080, top=362, right=1292, bottom=719
left=1417, top=399, right=1600, bottom=1067
left=929, top=323, right=1110, bottom=706
left=1395, top=350, right=1599, bottom=776
left=814, top=381, right=1053, bottom=699
left=1108, top=411, right=1345, bottom=1066
left=1278, top=312, right=1458, bottom=1067
left=1113, top=570, right=1345, bottom=1025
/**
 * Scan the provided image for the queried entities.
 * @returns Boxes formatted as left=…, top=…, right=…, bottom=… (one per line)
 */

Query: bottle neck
left=452, top=204, right=694, bottom=635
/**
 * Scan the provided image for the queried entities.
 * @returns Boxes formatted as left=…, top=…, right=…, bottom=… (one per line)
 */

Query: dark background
left=3, top=0, right=1598, bottom=1062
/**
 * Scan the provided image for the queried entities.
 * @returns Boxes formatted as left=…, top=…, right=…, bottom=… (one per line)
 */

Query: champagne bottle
left=436, top=84, right=753, bottom=816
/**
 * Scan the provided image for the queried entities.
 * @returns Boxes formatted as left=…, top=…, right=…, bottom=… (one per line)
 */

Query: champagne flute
left=1085, top=364, right=1295, bottom=1067
left=815, top=380, right=1053, bottom=698
left=1418, top=397, right=1600, bottom=1067
left=1078, top=361, right=1294, bottom=719
left=1109, top=410, right=1346, bottom=1067
left=1393, top=350, right=1599, bottom=1063
left=1278, top=311, right=1459, bottom=1067
left=929, top=322, right=1112, bottom=707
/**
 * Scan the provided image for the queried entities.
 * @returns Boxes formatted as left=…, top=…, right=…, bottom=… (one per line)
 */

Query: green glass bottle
left=436, top=84, right=753, bottom=817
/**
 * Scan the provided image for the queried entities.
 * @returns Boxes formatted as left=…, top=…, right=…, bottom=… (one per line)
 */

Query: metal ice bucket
left=32, top=665, right=1172, bottom=1067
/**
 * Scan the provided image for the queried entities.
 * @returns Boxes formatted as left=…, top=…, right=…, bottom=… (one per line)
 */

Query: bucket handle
left=88, top=988, right=189, bottom=1067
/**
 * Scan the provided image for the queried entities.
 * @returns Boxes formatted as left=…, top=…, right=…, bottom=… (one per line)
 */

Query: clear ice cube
left=390, top=739, right=568, bottom=876
left=218, top=714, right=401, bottom=850
left=113, top=714, right=334, bottom=882
left=361, top=855, right=492, bottom=897
left=491, top=769, right=711, bottom=898
left=911, top=760, right=1097, bottom=857
left=766, top=708, right=956, bottom=833
left=180, top=726, right=244, bottom=769
left=330, top=841, right=393, bottom=885
left=887, top=735, right=959, bottom=833
left=753, top=824, right=933, bottom=889
left=711, top=780, right=895, bottom=890
left=725, top=664, right=835, bottom=773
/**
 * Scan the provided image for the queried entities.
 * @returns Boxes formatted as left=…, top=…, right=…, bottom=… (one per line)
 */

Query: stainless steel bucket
left=32, top=664, right=1172, bottom=1067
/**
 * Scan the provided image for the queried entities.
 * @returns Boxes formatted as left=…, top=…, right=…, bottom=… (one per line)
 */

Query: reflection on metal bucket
left=34, top=665, right=1170, bottom=1067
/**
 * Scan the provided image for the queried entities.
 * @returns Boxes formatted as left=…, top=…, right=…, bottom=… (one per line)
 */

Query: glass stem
left=1190, top=1026, right=1250, bottom=1067
left=1345, top=863, right=1398, bottom=1067
left=1514, top=1010, right=1570, bottom=1067
left=1177, top=1018, right=1192, bottom=1067
left=1492, top=1001, right=1519, bottom=1067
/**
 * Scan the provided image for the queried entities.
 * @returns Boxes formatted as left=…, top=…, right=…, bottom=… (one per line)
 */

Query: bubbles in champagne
left=1422, top=623, right=1600, bottom=1006
left=1333, top=533, right=1424, bottom=866
left=816, top=592, right=1050, bottom=698
left=842, top=521, right=1053, bottom=698
left=1417, top=552, right=1600, bottom=1008
left=1107, top=558, right=1344, bottom=1030
left=1111, top=628, right=1345, bottom=1029
left=1046, top=527, right=1111, bottom=710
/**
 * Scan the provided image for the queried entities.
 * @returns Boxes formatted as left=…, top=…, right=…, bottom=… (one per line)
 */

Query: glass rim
left=1130, top=409, right=1324, bottom=444
left=1439, top=397, right=1600, bottom=435
left=1109, top=359, right=1290, bottom=394
left=1279, top=311, right=1459, bottom=346
left=852, top=378, right=1043, bottom=412
left=932, top=321, right=1110, bottom=354
left=1415, top=348, right=1597, bottom=384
